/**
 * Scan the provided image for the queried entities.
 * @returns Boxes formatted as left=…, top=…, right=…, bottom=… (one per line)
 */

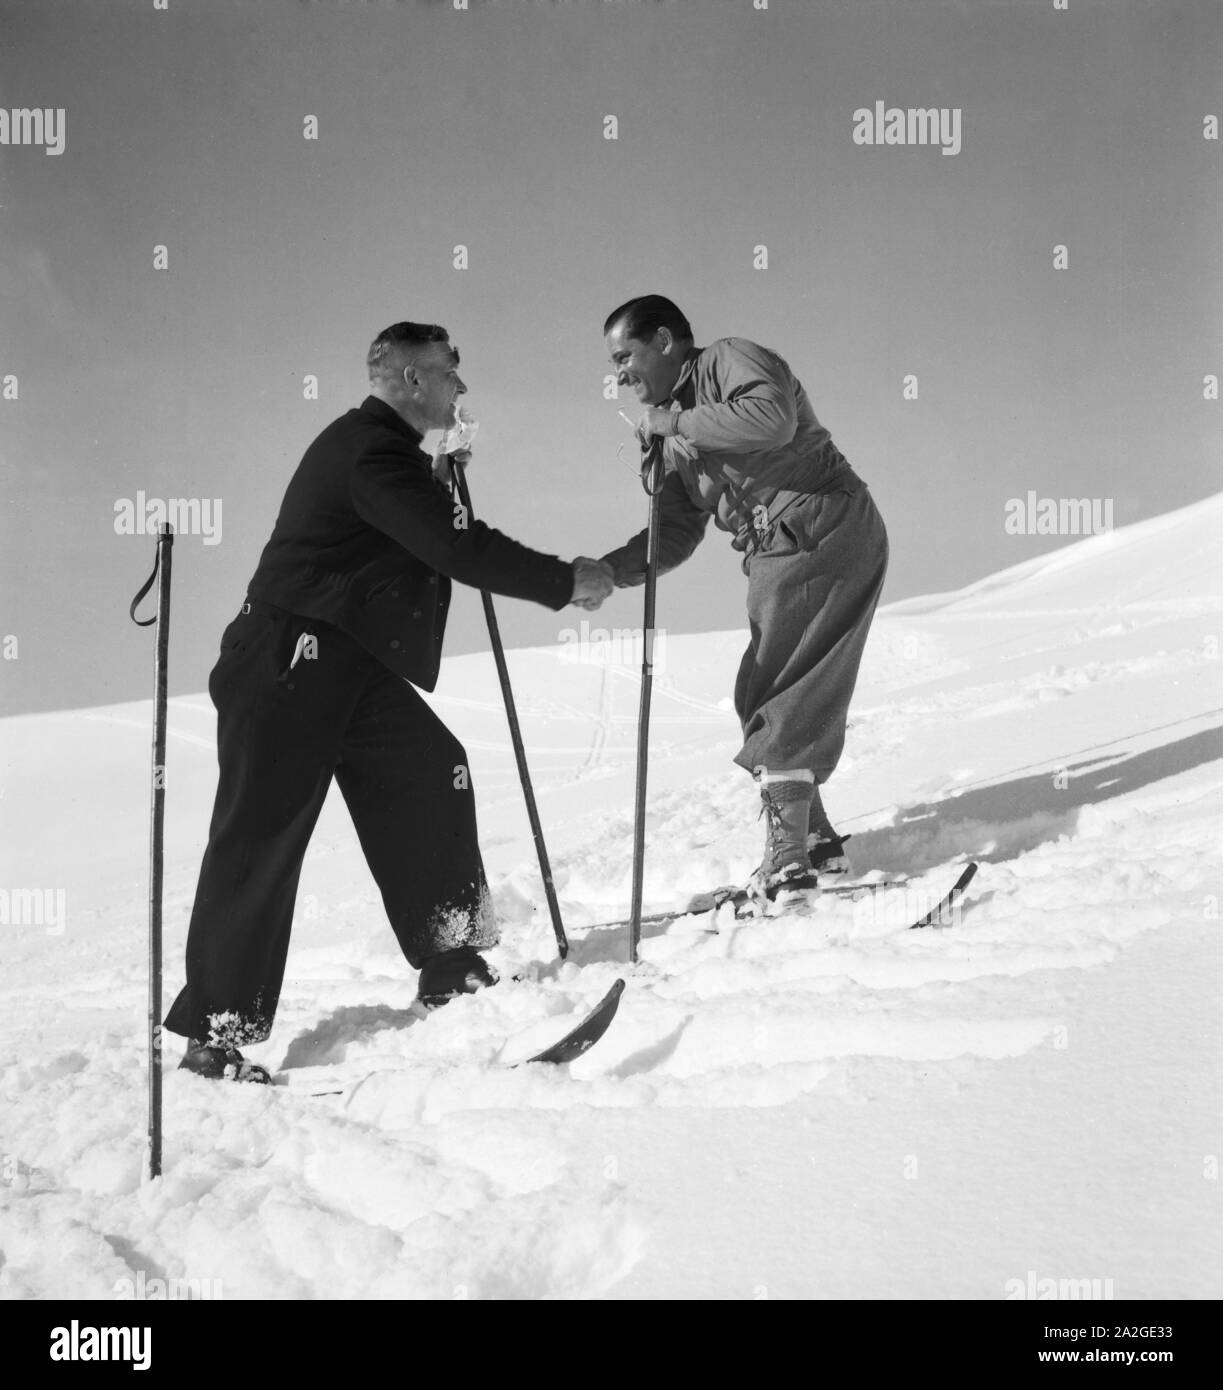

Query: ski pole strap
left=129, top=527, right=174, bottom=627
left=640, top=436, right=665, bottom=496
left=129, top=554, right=160, bottom=627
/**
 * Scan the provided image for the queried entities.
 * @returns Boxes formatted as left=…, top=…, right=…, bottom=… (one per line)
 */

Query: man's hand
left=637, top=405, right=679, bottom=442
left=570, top=557, right=615, bottom=610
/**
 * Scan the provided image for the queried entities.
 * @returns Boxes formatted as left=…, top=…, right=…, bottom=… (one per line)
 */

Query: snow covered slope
left=2, top=493, right=1221, bottom=1299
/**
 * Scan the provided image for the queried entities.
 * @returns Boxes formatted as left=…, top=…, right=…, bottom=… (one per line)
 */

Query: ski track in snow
left=1, top=494, right=1221, bottom=1298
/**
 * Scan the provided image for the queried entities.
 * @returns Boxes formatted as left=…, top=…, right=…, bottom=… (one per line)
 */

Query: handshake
left=571, top=557, right=615, bottom=611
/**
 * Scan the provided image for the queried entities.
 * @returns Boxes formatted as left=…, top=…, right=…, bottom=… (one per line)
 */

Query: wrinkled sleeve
left=673, top=339, right=798, bottom=452
left=350, top=444, right=574, bottom=610
left=599, top=469, right=711, bottom=588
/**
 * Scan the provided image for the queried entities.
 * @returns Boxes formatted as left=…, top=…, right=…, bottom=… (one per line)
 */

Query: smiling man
left=600, top=295, right=889, bottom=906
left=165, top=321, right=614, bottom=1082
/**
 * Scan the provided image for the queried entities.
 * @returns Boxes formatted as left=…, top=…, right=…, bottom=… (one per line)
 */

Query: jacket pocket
left=274, top=622, right=318, bottom=684
left=217, top=607, right=264, bottom=658
left=757, top=512, right=804, bottom=558
left=217, top=617, right=246, bottom=658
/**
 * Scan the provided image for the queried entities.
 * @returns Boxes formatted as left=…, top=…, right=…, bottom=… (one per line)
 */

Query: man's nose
left=616, top=369, right=631, bottom=386
left=455, top=378, right=467, bottom=395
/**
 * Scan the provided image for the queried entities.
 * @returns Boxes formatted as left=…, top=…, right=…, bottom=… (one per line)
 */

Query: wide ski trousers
left=733, top=480, right=888, bottom=781
left=164, top=599, right=495, bottom=1046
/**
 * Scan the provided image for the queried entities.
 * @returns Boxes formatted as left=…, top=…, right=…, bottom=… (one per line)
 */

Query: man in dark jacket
left=600, top=295, right=888, bottom=907
left=166, top=321, right=614, bottom=1082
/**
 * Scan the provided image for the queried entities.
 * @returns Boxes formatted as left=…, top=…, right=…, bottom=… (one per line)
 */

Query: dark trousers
left=164, top=599, right=494, bottom=1046
left=734, top=482, right=888, bottom=781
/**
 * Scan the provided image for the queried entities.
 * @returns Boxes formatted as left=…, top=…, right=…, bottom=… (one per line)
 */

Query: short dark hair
left=603, top=295, right=693, bottom=344
left=366, top=321, right=450, bottom=381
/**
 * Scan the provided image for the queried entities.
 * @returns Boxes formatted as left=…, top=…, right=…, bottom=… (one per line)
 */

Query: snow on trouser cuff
left=204, top=1004, right=274, bottom=1049
left=415, top=883, right=498, bottom=962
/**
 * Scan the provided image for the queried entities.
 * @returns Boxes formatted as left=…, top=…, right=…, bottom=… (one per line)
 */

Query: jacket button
left=389, top=639, right=400, bottom=649
left=412, top=609, right=422, bottom=620
left=390, top=590, right=400, bottom=599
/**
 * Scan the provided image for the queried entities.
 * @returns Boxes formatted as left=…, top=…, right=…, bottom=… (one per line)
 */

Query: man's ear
left=657, top=328, right=674, bottom=355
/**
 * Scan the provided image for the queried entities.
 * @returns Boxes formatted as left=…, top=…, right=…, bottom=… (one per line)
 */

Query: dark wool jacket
left=246, top=396, right=573, bottom=690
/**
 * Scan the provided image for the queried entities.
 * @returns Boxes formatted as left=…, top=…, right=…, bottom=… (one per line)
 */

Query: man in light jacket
left=600, top=295, right=888, bottom=904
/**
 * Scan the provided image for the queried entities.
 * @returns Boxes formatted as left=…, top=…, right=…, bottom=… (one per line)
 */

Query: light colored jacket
left=602, top=337, right=858, bottom=585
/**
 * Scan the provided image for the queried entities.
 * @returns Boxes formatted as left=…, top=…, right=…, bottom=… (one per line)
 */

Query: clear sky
left=1, top=0, right=1219, bottom=714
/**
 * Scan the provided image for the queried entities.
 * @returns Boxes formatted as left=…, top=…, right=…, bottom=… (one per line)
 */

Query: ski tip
left=524, top=978, right=627, bottom=1066
left=907, top=861, right=980, bottom=931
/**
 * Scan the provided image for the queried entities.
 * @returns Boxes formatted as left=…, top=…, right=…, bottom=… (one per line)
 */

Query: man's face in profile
left=408, top=341, right=467, bottom=430
left=606, top=321, right=681, bottom=407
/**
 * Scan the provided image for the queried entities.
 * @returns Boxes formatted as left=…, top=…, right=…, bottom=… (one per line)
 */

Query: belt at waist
left=239, top=596, right=290, bottom=619
left=731, top=466, right=866, bottom=555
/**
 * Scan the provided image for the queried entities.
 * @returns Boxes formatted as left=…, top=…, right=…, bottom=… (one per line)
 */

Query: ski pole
left=451, top=462, right=569, bottom=961
left=628, top=438, right=665, bottom=964
left=129, top=523, right=174, bottom=1181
